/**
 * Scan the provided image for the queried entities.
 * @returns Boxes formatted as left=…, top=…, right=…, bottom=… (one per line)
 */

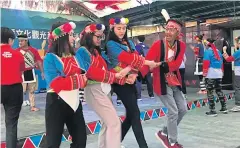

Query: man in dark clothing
left=1, top=27, right=25, bottom=148
left=135, top=35, right=154, bottom=100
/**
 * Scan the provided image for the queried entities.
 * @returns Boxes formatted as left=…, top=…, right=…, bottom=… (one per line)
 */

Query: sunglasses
left=94, top=34, right=105, bottom=41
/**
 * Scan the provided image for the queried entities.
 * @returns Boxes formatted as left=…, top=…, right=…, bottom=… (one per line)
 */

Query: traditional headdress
left=80, top=23, right=105, bottom=38
left=84, top=24, right=105, bottom=33
left=17, top=34, right=28, bottom=40
left=161, top=9, right=183, bottom=34
left=48, top=22, right=76, bottom=49
left=109, top=17, right=129, bottom=29
left=48, top=22, right=76, bottom=41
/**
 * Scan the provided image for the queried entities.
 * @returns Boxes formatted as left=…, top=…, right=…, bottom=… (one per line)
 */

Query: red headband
left=166, top=20, right=182, bottom=32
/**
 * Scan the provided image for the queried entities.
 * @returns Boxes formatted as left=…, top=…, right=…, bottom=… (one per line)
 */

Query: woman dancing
left=106, top=17, right=159, bottom=148
left=44, top=22, right=87, bottom=148
left=77, top=23, right=130, bottom=148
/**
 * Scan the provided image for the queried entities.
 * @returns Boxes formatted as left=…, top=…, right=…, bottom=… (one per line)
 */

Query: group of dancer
left=43, top=17, right=161, bottom=148
left=1, top=14, right=240, bottom=148
left=43, top=17, right=190, bottom=148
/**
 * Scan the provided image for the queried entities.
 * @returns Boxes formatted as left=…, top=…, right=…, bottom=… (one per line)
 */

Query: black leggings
left=179, top=68, right=187, bottom=94
left=45, top=93, right=87, bottom=148
left=112, top=83, right=148, bottom=148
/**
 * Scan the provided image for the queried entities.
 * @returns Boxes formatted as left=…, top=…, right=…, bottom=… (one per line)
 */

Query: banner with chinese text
left=1, top=8, right=91, bottom=90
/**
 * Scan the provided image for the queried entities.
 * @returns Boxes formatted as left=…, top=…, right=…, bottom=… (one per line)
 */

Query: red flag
left=88, top=0, right=128, bottom=10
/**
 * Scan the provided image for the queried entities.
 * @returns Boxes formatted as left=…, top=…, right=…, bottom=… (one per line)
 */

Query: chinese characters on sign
left=11, top=28, right=49, bottom=40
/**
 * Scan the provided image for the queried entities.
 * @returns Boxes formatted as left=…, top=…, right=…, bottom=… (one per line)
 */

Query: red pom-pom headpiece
left=49, top=22, right=76, bottom=41
left=109, top=17, right=129, bottom=29
left=83, top=24, right=105, bottom=34
left=48, top=22, right=76, bottom=49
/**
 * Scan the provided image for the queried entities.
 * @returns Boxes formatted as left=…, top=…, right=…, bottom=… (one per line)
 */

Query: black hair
left=206, top=38, right=215, bottom=47
left=49, top=22, right=75, bottom=57
left=207, top=38, right=215, bottom=44
left=28, top=40, right=30, bottom=46
left=1, top=27, right=15, bottom=44
left=80, top=23, right=101, bottom=56
left=138, top=35, right=145, bottom=42
left=195, top=34, right=204, bottom=41
left=106, top=26, right=134, bottom=52
left=167, top=19, right=183, bottom=27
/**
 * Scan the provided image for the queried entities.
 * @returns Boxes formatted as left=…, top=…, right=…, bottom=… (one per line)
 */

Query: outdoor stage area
left=0, top=85, right=235, bottom=147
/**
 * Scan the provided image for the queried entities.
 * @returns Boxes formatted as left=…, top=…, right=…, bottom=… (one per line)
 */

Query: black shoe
left=220, top=107, right=228, bottom=114
left=149, top=95, right=154, bottom=99
left=206, top=110, right=218, bottom=117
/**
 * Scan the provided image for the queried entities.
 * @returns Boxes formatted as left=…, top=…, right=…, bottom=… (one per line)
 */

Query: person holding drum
left=16, top=34, right=44, bottom=112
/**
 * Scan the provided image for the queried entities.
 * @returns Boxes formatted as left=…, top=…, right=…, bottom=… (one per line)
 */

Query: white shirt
left=206, top=68, right=223, bottom=78
left=179, top=54, right=186, bottom=69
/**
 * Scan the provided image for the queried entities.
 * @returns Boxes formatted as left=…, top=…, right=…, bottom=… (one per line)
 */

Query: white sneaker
left=230, top=106, right=240, bottom=112
left=22, top=101, right=28, bottom=106
left=121, top=145, right=126, bottom=148
left=26, top=100, right=31, bottom=106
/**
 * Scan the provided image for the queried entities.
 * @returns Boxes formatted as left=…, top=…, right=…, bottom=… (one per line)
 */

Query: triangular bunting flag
left=63, top=129, right=70, bottom=140
left=199, top=99, right=203, bottom=106
left=94, top=121, right=102, bottom=134
left=192, top=80, right=197, bottom=85
left=185, top=80, right=190, bottom=86
left=39, top=134, right=46, bottom=148
left=119, top=116, right=126, bottom=122
left=1, top=142, right=6, bottom=148
left=146, top=110, right=153, bottom=119
left=187, top=102, right=192, bottom=110
left=228, top=94, right=232, bottom=100
left=17, top=138, right=27, bottom=148
left=204, top=98, right=208, bottom=103
left=196, top=101, right=201, bottom=108
left=159, top=109, right=165, bottom=117
left=191, top=103, right=196, bottom=109
left=154, top=109, right=160, bottom=117
left=68, top=135, right=72, bottom=141
left=187, top=104, right=190, bottom=110
left=140, top=111, right=146, bottom=121
left=23, top=138, right=35, bottom=148
left=226, top=94, right=229, bottom=97
left=224, top=95, right=227, bottom=101
left=86, top=125, right=92, bottom=135
left=162, top=107, right=168, bottom=115
left=213, top=96, right=217, bottom=102
left=61, top=135, right=67, bottom=142
left=202, top=101, right=206, bottom=106
left=144, top=112, right=150, bottom=121
left=216, top=97, right=220, bottom=103
left=193, top=101, right=198, bottom=106
left=87, top=122, right=97, bottom=134
left=30, top=134, right=43, bottom=147
left=152, top=110, right=159, bottom=119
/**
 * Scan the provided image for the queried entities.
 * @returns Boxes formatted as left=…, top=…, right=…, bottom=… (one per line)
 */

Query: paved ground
left=60, top=100, right=240, bottom=148
left=0, top=86, right=234, bottom=142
